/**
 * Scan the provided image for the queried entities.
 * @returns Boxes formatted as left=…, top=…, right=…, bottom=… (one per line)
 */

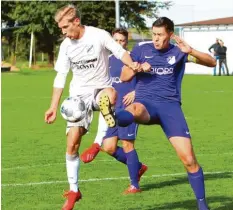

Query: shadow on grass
left=141, top=172, right=233, bottom=192
left=127, top=196, right=233, bottom=210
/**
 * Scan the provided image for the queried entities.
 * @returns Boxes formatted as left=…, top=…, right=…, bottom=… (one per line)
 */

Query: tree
left=1, top=1, right=172, bottom=65
left=77, top=1, right=172, bottom=32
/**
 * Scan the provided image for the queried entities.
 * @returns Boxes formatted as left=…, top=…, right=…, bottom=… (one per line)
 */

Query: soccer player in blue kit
left=103, top=28, right=147, bottom=194
left=99, top=17, right=216, bottom=209
left=81, top=28, right=147, bottom=193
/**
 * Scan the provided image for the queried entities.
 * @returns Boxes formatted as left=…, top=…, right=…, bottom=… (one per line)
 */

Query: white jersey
left=54, top=26, right=126, bottom=96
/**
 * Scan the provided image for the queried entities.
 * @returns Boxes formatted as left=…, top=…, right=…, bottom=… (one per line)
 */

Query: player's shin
left=66, top=154, right=80, bottom=192
left=112, top=146, right=127, bottom=164
left=115, top=109, right=134, bottom=127
left=125, top=149, right=141, bottom=189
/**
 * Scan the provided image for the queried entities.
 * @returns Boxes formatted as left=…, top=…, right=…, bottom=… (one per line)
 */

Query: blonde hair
left=55, top=4, right=80, bottom=23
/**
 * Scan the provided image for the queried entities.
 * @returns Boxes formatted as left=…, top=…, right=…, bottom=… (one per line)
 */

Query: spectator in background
left=216, top=39, right=230, bottom=76
left=208, top=38, right=224, bottom=76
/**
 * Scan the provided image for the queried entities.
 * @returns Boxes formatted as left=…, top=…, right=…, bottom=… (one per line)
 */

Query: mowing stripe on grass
left=2, top=170, right=233, bottom=187
left=2, top=152, right=233, bottom=171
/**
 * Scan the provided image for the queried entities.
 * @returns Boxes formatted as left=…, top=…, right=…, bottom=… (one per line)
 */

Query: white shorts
left=66, top=87, right=113, bottom=134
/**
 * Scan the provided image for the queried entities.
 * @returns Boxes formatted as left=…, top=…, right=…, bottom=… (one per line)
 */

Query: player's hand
left=171, top=34, right=192, bottom=54
left=141, top=62, right=151, bottom=72
left=129, top=62, right=141, bottom=72
left=44, top=108, right=57, bottom=124
left=123, top=91, right=135, bottom=106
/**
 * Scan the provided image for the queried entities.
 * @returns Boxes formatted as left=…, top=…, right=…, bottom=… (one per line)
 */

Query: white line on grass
left=2, top=170, right=233, bottom=187
left=2, top=152, right=233, bottom=171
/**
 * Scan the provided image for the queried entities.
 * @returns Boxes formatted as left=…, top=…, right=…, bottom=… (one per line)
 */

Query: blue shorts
left=135, top=100, right=191, bottom=139
left=104, top=122, right=138, bottom=141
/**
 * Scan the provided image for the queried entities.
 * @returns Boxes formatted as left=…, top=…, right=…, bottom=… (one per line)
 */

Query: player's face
left=58, top=17, right=81, bottom=39
left=152, top=26, right=173, bottom=50
left=113, top=33, right=128, bottom=49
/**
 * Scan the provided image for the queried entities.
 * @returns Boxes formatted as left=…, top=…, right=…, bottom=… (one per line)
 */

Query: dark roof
left=176, top=17, right=233, bottom=26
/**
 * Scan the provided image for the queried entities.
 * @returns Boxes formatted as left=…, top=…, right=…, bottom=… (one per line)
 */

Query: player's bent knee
left=122, top=140, right=134, bottom=153
left=125, top=104, right=137, bottom=116
left=102, top=144, right=116, bottom=155
left=103, top=87, right=117, bottom=105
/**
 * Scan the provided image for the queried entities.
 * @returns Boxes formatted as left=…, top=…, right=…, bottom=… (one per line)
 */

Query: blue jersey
left=131, top=41, right=188, bottom=103
left=109, top=54, right=136, bottom=108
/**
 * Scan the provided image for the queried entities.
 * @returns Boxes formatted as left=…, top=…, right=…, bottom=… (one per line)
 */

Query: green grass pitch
left=1, top=70, right=233, bottom=210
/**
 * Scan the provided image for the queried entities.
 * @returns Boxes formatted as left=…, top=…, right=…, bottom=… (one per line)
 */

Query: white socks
left=66, top=154, right=80, bottom=192
left=94, top=113, right=108, bottom=146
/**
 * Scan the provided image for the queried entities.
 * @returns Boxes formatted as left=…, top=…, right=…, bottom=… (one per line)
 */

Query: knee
left=125, top=104, right=137, bottom=116
left=67, top=141, right=79, bottom=154
left=66, top=128, right=84, bottom=154
left=122, top=141, right=134, bottom=153
left=105, top=88, right=117, bottom=105
left=126, top=103, right=147, bottom=120
left=102, top=143, right=116, bottom=155
left=181, top=155, right=198, bottom=169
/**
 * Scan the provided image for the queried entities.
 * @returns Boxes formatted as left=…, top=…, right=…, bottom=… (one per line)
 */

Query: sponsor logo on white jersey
left=112, top=77, right=122, bottom=84
left=167, top=56, right=176, bottom=65
left=149, top=67, right=174, bottom=75
left=71, top=58, right=97, bottom=70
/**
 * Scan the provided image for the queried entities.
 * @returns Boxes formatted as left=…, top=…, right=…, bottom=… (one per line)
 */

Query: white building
left=177, top=17, right=233, bottom=75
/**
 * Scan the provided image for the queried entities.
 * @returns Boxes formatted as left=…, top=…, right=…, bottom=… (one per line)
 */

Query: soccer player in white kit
left=44, top=5, right=139, bottom=210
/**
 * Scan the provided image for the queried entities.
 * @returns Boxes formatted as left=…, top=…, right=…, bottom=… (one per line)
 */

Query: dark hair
left=152, top=17, right=174, bottom=32
left=112, top=28, right=128, bottom=39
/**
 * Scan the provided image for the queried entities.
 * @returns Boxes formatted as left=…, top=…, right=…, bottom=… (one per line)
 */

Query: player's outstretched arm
left=188, top=49, right=216, bottom=67
left=172, top=35, right=216, bottom=67
left=44, top=87, right=63, bottom=124
left=120, top=65, right=137, bottom=82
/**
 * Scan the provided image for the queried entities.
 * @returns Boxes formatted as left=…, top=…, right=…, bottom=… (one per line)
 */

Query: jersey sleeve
left=101, top=30, right=126, bottom=60
left=54, top=40, right=70, bottom=74
left=130, top=44, right=141, bottom=62
left=184, top=53, right=190, bottom=63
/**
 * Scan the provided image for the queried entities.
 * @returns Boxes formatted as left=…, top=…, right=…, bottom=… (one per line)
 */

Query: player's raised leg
left=62, top=127, right=86, bottom=210
left=170, top=137, right=209, bottom=210
left=97, top=88, right=117, bottom=128
left=115, top=103, right=150, bottom=127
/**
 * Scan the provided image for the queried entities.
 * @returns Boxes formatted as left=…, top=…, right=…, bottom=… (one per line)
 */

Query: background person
left=208, top=38, right=225, bottom=76
left=216, top=39, right=230, bottom=76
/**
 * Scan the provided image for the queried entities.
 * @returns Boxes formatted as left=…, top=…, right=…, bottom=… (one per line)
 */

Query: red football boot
left=138, top=164, right=148, bottom=182
left=123, top=185, right=142, bottom=195
left=80, top=143, right=101, bottom=163
left=62, top=190, right=82, bottom=210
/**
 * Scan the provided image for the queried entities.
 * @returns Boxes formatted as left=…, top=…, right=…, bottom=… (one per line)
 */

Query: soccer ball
left=60, top=96, right=86, bottom=122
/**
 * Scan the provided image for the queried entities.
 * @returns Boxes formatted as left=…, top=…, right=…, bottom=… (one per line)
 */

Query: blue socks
left=188, top=167, right=209, bottom=209
left=112, top=146, right=127, bottom=164
left=125, top=149, right=141, bottom=189
left=112, top=147, right=142, bottom=189
left=115, top=110, right=134, bottom=127
left=188, top=167, right=206, bottom=200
